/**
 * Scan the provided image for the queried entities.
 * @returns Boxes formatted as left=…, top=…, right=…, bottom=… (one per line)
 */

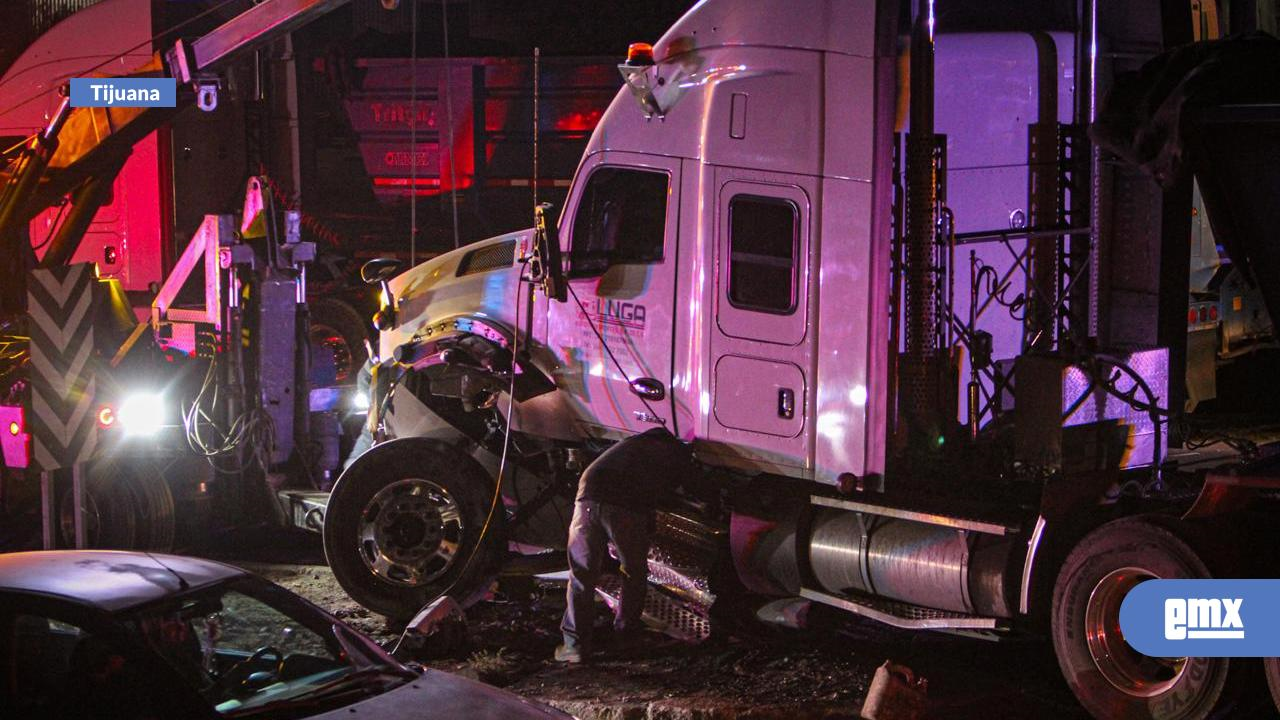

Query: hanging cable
left=565, top=281, right=666, bottom=424
left=532, top=47, right=540, bottom=212
left=30, top=198, right=69, bottom=252
left=437, top=256, right=531, bottom=599
left=441, top=0, right=460, bottom=249
left=408, top=0, right=419, bottom=266
left=180, top=355, right=275, bottom=475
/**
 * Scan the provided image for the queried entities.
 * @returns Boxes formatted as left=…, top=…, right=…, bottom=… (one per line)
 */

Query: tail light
left=0, top=405, right=29, bottom=469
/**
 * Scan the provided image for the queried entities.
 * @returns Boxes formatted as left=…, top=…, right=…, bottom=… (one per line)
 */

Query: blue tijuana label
left=70, top=78, right=176, bottom=108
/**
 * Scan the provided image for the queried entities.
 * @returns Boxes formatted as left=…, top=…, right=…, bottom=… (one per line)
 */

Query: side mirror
left=531, top=203, right=567, bottom=302
left=362, top=259, right=403, bottom=331
left=360, top=258, right=403, bottom=285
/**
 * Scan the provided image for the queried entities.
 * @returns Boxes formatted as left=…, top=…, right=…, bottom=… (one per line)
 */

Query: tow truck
left=0, top=0, right=354, bottom=547
left=0, top=0, right=629, bottom=392
left=320, top=1, right=1280, bottom=718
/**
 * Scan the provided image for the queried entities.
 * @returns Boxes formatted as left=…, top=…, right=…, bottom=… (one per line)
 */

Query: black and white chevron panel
left=25, top=263, right=99, bottom=471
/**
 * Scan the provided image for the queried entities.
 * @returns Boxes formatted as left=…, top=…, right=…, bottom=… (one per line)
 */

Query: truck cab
left=378, top=0, right=895, bottom=480
left=377, top=1, right=1081, bottom=483
left=539, top=3, right=891, bottom=486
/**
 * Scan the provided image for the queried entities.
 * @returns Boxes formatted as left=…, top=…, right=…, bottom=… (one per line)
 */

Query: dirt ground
left=207, top=529, right=1094, bottom=720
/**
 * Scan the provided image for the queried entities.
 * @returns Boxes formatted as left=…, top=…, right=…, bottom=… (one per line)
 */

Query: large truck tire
left=309, top=298, right=370, bottom=386
left=1265, top=658, right=1280, bottom=712
left=323, top=437, right=506, bottom=622
left=1051, top=516, right=1245, bottom=720
left=58, top=455, right=175, bottom=550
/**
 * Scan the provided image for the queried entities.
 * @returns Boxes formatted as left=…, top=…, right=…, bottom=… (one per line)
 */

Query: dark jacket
left=575, top=428, right=697, bottom=511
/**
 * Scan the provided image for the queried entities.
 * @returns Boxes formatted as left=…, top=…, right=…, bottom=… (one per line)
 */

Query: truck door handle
left=630, top=377, right=665, bottom=401
left=778, top=388, right=795, bottom=419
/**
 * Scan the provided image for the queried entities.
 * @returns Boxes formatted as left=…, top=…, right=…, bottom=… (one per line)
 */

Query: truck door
left=706, top=170, right=815, bottom=474
left=545, top=152, right=681, bottom=435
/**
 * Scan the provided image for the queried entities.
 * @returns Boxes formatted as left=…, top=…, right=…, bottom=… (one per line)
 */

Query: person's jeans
left=560, top=500, right=652, bottom=650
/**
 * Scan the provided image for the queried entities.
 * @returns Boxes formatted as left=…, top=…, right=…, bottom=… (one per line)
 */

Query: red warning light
left=7, top=421, right=18, bottom=436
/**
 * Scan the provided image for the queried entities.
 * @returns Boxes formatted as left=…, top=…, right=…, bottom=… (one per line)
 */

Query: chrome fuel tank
left=808, top=508, right=1014, bottom=617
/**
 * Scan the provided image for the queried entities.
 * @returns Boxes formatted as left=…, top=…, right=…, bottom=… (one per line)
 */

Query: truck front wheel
left=1051, top=517, right=1242, bottom=720
left=322, top=438, right=506, bottom=622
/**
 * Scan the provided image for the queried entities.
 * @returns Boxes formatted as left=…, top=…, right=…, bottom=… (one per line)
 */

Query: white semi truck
left=323, top=1, right=1280, bottom=718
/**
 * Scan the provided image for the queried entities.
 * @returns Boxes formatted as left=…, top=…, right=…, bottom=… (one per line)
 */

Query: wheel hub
left=1085, top=566, right=1188, bottom=698
left=310, top=325, right=355, bottom=383
left=358, top=478, right=463, bottom=587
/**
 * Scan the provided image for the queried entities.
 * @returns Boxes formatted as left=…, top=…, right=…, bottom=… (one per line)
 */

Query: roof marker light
left=626, top=43, right=655, bottom=66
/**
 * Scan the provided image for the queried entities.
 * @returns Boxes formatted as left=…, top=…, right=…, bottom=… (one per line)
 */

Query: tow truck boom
left=0, top=0, right=348, bottom=312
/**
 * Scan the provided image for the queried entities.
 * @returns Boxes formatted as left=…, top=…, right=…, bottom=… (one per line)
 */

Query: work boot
left=554, top=643, right=583, bottom=664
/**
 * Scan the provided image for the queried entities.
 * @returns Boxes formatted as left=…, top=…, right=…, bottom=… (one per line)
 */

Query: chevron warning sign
left=25, top=263, right=99, bottom=472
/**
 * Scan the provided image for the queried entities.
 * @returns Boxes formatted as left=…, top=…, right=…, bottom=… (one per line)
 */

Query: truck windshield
left=123, top=577, right=412, bottom=716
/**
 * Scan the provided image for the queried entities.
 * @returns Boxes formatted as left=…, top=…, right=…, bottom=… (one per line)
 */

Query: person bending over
left=555, top=427, right=696, bottom=663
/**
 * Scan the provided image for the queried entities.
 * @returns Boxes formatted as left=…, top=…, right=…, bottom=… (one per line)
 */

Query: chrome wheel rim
left=358, top=478, right=464, bottom=586
left=1085, top=566, right=1187, bottom=697
left=310, top=324, right=357, bottom=383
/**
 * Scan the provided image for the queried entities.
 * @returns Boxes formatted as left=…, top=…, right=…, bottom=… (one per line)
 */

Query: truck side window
left=568, top=167, right=668, bottom=277
left=727, top=195, right=798, bottom=314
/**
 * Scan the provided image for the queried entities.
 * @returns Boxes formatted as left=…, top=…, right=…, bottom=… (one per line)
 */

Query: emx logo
left=1120, top=579, right=1277, bottom=657
left=1165, top=598, right=1244, bottom=640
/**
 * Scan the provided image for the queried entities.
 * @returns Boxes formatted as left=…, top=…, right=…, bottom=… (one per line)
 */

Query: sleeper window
left=569, top=167, right=668, bottom=277
left=728, top=195, right=799, bottom=314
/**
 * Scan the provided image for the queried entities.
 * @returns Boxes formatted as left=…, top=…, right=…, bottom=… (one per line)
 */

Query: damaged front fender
left=391, top=314, right=555, bottom=410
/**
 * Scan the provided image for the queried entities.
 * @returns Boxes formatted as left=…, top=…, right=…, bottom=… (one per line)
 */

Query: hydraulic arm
left=0, top=0, right=348, bottom=314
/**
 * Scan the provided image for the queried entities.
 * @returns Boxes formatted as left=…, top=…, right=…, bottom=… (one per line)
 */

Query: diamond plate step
left=596, top=574, right=711, bottom=643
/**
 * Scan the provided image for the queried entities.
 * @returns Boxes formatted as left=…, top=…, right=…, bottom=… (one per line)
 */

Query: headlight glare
left=117, top=393, right=165, bottom=436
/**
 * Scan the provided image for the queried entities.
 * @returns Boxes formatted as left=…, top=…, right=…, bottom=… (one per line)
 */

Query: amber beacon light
left=626, top=42, right=655, bottom=66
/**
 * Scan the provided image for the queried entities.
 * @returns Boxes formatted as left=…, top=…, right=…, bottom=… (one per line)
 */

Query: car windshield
left=122, top=577, right=412, bottom=716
